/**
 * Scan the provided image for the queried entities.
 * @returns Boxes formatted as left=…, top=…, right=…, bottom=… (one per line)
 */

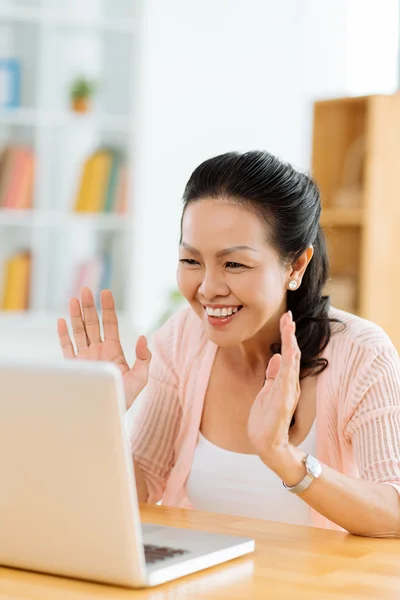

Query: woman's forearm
left=274, top=446, right=400, bottom=538
left=302, top=465, right=400, bottom=537
left=134, top=459, right=149, bottom=503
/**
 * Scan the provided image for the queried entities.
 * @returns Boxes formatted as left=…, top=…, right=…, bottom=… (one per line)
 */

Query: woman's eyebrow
left=180, top=242, right=258, bottom=257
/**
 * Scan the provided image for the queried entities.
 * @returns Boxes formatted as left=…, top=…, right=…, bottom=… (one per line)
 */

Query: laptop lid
left=0, top=358, right=147, bottom=587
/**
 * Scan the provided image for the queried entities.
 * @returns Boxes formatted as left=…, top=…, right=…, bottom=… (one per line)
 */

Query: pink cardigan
left=130, top=306, right=400, bottom=530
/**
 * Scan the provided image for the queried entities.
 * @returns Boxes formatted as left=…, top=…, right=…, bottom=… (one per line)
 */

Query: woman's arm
left=248, top=311, right=400, bottom=537
left=274, top=342, right=400, bottom=537
left=134, top=459, right=148, bottom=503
left=131, top=378, right=181, bottom=504
left=129, top=315, right=182, bottom=505
left=274, top=445, right=400, bottom=538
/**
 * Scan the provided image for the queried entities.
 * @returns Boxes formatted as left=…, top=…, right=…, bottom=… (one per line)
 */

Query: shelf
left=45, top=13, right=136, bottom=33
left=315, top=96, right=369, bottom=108
left=0, top=209, right=35, bottom=226
left=0, top=107, right=39, bottom=126
left=0, top=8, right=136, bottom=33
left=0, top=6, right=41, bottom=24
left=59, top=112, right=132, bottom=133
left=0, top=210, right=131, bottom=230
left=64, top=213, right=131, bottom=231
left=0, top=4, right=137, bottom=343
left=0, top=108, right=131, bottom=132
left=320, top=208, right=364, bottom=228
left=0, top=310, right=60, bottom=329
left=0, top=309, right=132, bottom=331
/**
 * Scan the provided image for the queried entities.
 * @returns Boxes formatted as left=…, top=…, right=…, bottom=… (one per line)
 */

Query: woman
left=58, top=150, right=400, bottom=537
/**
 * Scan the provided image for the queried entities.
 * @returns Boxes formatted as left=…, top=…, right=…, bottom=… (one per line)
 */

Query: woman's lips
left=204, top=306, right=243, bottom=327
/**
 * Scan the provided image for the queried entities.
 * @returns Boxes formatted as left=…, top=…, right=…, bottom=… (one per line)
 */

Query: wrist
left=262, top=444, right=307, bottom=487
left=125, top=392, right=137, bottom=411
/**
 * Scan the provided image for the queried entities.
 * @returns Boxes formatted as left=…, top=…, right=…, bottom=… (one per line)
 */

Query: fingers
left=135, top=335, right=152, bottom=362
left=288, top=312, right=301, bottom=380
left=266, top=353, right=281, bottom=380
left=57, top=318, right=76, bottom=358
left=263, top=311, right=300, bottom=389
left=100, top=289, right=121, bottom=343
left=125, top=336, right=152, bottom=408
left=69, top=297, right=89, bottom=352
left=280, top=311, right=300, bottom=372
left=80, top=287, right=101, bottom=345
left=290, top=315, right=301, bottom=381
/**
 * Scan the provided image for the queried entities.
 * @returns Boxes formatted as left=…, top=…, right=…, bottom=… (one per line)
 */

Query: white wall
left=131, top=0, right=351, bottom=334
left=344, top=0, right=399, bottom=95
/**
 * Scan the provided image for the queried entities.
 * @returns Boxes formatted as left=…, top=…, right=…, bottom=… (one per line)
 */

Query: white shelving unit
left=0, top=0, right=139, bottom=328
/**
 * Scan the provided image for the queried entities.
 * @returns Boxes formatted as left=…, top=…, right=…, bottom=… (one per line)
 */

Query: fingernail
left=288, top=310, right=292, bottom=321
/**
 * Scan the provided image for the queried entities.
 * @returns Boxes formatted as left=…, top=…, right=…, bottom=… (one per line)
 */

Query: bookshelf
left=0, top=0, right=138, bottom=326
left=312, top=93, right=400, bottom=350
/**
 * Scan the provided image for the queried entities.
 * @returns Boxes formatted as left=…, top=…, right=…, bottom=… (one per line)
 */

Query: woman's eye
left=225, top=261, right=246, bottom=269
left=180, top=259, right=200, bottom=266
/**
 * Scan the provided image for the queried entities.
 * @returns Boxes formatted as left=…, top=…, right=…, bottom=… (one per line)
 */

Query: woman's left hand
left=247, top=311, right=301, bottom=473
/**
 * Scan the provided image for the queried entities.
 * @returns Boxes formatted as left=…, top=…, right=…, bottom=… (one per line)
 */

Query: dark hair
left=182, top=150, right=337, bottom=378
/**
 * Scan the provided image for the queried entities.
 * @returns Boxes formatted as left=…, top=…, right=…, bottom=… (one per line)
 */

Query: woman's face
left=177, top=198, right=290, bottom=347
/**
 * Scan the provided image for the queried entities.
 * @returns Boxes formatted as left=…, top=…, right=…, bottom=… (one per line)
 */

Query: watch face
left=305, top=455, right=322, bottom=478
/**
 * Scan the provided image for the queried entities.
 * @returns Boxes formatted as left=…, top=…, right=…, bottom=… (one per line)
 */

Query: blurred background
left=0, top=0, right=399, bottom=364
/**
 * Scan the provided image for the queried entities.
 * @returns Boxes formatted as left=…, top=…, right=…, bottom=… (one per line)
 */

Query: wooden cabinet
left=312, top=94, right=400, bottom=349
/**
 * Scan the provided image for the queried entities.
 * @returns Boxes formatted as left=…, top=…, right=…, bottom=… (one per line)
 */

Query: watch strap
left=282, top=472, right=315, bottom=494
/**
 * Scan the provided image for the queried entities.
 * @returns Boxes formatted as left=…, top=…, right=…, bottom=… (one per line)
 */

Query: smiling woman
left=58, top=150, right=400, bottom=537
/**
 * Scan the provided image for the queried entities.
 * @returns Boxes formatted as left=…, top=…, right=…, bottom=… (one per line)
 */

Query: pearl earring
left=288, top=280, right=297, bottom=290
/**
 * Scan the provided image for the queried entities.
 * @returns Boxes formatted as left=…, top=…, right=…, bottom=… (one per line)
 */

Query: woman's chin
left=203, top=322, right=247, bottom=347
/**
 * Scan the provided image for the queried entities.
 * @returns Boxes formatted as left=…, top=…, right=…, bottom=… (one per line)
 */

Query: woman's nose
left=198, top=271, right=229, bottom=300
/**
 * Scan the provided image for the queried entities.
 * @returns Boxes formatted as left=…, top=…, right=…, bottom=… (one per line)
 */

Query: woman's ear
left=288, top=246, right=314, bottom=288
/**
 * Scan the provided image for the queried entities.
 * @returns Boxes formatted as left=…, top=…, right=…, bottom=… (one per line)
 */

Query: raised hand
left=247, top=311, right=301, bottom=467
left=57, top=287, right=151, bottom=409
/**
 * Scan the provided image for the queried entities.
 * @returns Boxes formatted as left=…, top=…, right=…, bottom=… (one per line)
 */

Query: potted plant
left=70, top=76, right=97, bottom=113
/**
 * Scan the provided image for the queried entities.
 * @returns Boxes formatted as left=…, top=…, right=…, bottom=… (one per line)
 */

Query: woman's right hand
left=57, top=287, right=151, bottom=410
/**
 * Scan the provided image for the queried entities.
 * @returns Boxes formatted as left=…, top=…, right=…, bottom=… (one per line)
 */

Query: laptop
left=0, top=358, right=254, bottom=588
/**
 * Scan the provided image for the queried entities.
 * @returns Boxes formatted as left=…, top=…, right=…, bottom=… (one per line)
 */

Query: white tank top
left=186, top=421, right=316, bottom=526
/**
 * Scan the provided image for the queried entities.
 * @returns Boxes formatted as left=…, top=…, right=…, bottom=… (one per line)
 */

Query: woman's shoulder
left=327, top=306, right=396, bottom=355
left=324, top=308, right=400, bottom=429
left=321, top=306, right=399, bottom=403
left=151, top=305, right=210, bottom=368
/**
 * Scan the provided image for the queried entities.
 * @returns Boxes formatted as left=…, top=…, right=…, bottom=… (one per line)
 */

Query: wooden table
left=1, top=504, right=400, bottom=599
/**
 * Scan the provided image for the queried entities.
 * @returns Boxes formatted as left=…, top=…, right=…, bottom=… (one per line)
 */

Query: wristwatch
left=282, top=454, right=322, bottom=494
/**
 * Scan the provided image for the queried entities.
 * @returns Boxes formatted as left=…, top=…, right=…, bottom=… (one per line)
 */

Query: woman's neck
left=218, top=314, right=282, bottom=377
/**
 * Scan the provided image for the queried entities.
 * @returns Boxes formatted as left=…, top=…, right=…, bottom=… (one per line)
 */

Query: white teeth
left=205, top=306, right=240, bottom=317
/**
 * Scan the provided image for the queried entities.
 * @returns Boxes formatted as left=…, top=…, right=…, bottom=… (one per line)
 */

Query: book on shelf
left=74, top=147, right=128, bottom=214
left=70, top=252, right=113, bottom=308
left=1, top=250, right=31, bottom=311
left=0, top=58, right=21, bottom=109
left=0, top=144, right=35, bottom=210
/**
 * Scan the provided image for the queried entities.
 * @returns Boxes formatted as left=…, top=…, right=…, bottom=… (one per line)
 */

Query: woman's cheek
left=177, top=268, right=196, bottom=301
left=240, top=271, right=284, bottom=308
left=176, top=269, right=186, bottom=298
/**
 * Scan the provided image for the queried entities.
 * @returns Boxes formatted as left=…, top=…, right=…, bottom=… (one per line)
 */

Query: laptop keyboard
left=144, top=544, right=189, bottom=565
